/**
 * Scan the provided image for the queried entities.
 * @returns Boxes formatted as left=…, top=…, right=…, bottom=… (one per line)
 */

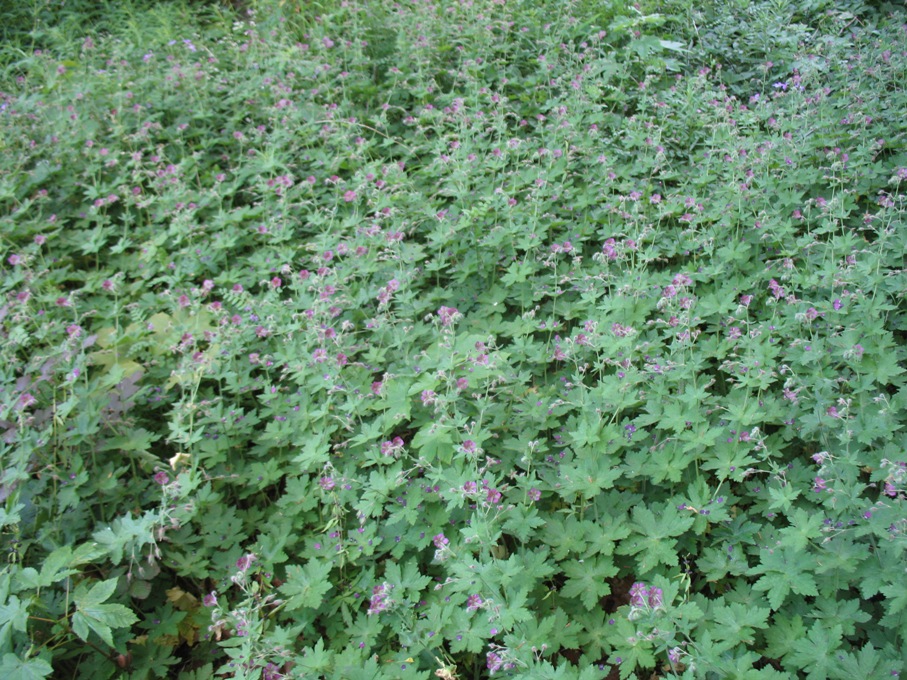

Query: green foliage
left=1, top=0, right=906, bottom=677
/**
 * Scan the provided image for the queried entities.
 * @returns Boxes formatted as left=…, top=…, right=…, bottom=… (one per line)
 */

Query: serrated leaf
left=748, top=549, right=817, bottom=610
left=711, top=601, right=769, bottom=645
left=279, top=561, right=333, bottom=611
left=297, top=638, right=333, bottom=673
left=503, top=506, right=546, bottom=542
left=787, top=621, right=843, bottom=680
left=764, top=614, right=806, bottom=659
left=73, top=579, right=138, bottom=647
left=779, top=508, right=823, bottom=551
left=91, top=512, right=158, bottom=566
left=0, top=654, right=54, bottom=680
left=0, top=596, right=29, bottom=650
left=75, top=578, right=118, bottom=608
left=831, top=643, right=882, bottom=679
left=560, top=556, right=617, bottom=610
left=38, top=546, right=76, bottom=587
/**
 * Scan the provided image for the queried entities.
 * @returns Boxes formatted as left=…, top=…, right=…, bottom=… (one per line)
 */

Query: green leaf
left=72, top=579, right=138, bottom=647
left=75, top=578, right=118, bottom=609
left=710, top=601, right=769, bottom=646
left=279, top=560, right=333, bottom=611
left=385, top=559, right=431, bottom=597
left=764, top=614, right=806, bottom=660
left=410, top=424, right=454, bottom=464
left=0, top=505, right=23, bottom=529
left=38, top=546, right=76, bottom=587
left=830, top=644, right=882, bottom=680
left=779, top=508, right=824, bottom=551
left=786, top=621, right=843, bottom=680
left=91, top=512, right=158, bottom=566
left=560, top=556, right=617, bottom=610
left=297, top=638, right=333, bottom=673
left=0, top=654, right=54, bottom=680
left=617, top=502, right=694, bottom=572
left=749, top=549, right=818, bottom=610
left=0, top=596, right=29, bottom=650
left=503, top=505, right=546, bottom=542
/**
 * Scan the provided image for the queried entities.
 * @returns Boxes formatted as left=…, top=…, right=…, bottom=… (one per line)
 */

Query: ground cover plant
left=1, top=0, right=906, bottom=677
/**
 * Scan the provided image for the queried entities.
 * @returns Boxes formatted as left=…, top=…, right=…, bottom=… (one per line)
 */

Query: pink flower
left=343, top=190, right=357, bottom=202
left=438, top=306, right=460, bottom=327
left=203, top=591, right=218, bottom=607
left=236, top=554, right=256, bottom=572
left=7, top=254, right=22, bottom=266
left=466, top=594, right=484, bottom=612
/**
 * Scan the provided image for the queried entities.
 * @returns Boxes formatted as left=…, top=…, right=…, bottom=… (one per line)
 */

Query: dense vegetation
left=1, top=0, right=906, bottom=677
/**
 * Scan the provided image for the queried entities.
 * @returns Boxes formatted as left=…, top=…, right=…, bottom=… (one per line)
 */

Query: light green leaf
left=38, top=546, right=76, bottom=587
left=0, top=595, right=29, bottom=651
left=72, top=579, right=137, bottom=647
left=75, top=578, right=117, bottom=608
left=279, top=561, right=333, bottom=611
left=0, top=654, right=54, bottom=680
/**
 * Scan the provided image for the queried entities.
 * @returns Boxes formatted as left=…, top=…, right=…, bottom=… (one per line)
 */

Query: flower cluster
left=367, top=583, right=395, bottom=616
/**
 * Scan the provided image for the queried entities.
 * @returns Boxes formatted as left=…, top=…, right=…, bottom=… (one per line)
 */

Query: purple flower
left=438, top=306, right=460, bottom=327
left=203, top=591, right=218, bottom=607
left=466, top=594, right=484, bottom=612
left=628, top=582, right=648, bottom=607
left=153, top=471, right=170, bottom=485
left=236, top=554, right=256, bottom=572
left=648, top=587, right=663, bottom=609
left=262, top=663, right=284, bottom=680
left=319, top=476, right=335, bottom=491
left=17, top=393, right=37, bottom=410
left=486, top=652, right=504, bottom=674
left=368, top=583, right=393, bottom=615
left=432, top=533, right=449, bottom=549
left=528, top=487, right=541, bottom=502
